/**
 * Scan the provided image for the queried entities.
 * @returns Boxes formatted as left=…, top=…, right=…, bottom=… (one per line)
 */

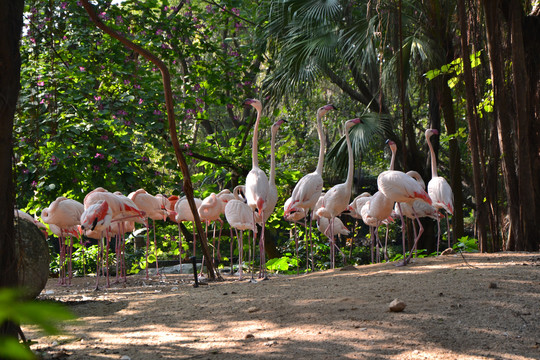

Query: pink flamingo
left=285, top=104, right=336, bottom=269
left=243, top=98, right=270, bottom=279
left=41, top=197, right=84, bottom=285
left=377, top=147, right=432, bottom=265
left=394, top=171, right=442, bottom=257
left=83, top=188, right=145, bottom=288
left=425, top=129, right=454, bottom=252
left=225, top=186, right=255, bottom=280
left=128, top=189, right=168, bottom=278
left=315, top=118, right=362, bottom=269
left=284, top=197, right=306, bottom=274
left=199, top=192, right=226, bottom=265
left=175, top=196, right=203, bottom=272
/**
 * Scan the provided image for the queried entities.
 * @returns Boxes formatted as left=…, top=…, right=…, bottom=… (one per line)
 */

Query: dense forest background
left=3, top=0, right=540, bottom=279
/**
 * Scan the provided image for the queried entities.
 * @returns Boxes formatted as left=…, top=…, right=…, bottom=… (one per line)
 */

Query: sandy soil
left=24, top=252, right=540, bottom=360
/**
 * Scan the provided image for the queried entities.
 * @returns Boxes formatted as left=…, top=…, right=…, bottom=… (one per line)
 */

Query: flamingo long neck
left=344, top=124, right=354, bottom=192
left=426, top=134, right=438, bottom=178
left=251, top=106, right=261, bottom=169
left=389, top=146, right=396, bottom=170
left=315, top=111, right=325, bottom=175
left=269, top=127, right=278, bottom=186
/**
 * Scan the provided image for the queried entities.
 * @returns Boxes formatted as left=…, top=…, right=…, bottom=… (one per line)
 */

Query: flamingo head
left=80, top=200, right=112, bottom=231
left=272, top=118, right=286, bottom=132
left=385, top=139, right=397, bottom=153
left=243, top=98, right=262, bottom=112
left=318, top=104, right=337, bottom=117
left=345, top=118, right=362, bottom=129
left=425, top=128, right=439, bottom=138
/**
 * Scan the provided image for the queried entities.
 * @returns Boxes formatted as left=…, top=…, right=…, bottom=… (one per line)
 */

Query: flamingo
left=83, top=188, right=145, bottom=288
left=41, top=197, right=84, bottom=285
left=284, top=104, right=336, bottom=270
left=316, top=216, right=350, bottom=266
left=315, top=118, right=362, bottom=269
left=80, top=200, right=113, bottom=290
left=175, top=196, right=203, bottom=271
left=128, top=189, right=168, bottom=278
left=394, top=171, right=442, bottom=257
left=377, top=146, right=432, bottom=265
left=198, top=192, right=225, bottom=265
left=284, top=197, right=306, bottom=274
left=225, top=185, right=255, bottom=280
left=425, top=129, right=454, bottom=252
left=243, top=98, right=270, bottom=279
left=361, top=140, right=399, bottom=263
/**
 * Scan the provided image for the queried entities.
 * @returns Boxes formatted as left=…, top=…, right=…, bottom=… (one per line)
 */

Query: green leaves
left=0, top=288, right=75, bottom=360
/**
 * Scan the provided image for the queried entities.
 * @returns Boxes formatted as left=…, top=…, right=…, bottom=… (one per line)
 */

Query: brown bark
left=0, top=0, right=24, bottom=339
left=457, top=0, right=489, bottom=251
left=507, top=0, right=539, bottom=251
left=80, top=0, right=218, bottom=279
left=482, top=0, right=521, bottom=250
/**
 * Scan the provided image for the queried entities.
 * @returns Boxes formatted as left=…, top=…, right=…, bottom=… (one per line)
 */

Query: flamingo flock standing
left=29, top=96, right=453, bottom=287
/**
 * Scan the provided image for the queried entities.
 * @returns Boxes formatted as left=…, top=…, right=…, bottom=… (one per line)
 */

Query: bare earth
left=25, top=252, right=540, bottom=360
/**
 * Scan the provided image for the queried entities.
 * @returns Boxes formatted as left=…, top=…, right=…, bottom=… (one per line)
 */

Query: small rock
left=247, top=306, right=260, bottom=313
left=120, top=356, right=131, bottom=360
left=440, top=248, right=455, bottom=255
left=489, top=282, right=498, bottom=289
left=264, top=340, right=277, bottom=347
left=170, top=287, right=178, bottom=291
left=245, top=334, right=254, bottom=339
left=389, top=299, right=406, bottom=312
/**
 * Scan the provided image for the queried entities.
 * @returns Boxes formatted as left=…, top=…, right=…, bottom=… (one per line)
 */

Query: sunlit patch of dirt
left=25, top=252, right=540, bottom=360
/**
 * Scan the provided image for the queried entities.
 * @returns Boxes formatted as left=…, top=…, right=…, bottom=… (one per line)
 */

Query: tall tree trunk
left=482, top=0, right=521, bottom=250
left=507, top=0, right=539, bottom=251
left=0, top=0, right=24, bottom=339
left=457, top=0, right=489, bottom=251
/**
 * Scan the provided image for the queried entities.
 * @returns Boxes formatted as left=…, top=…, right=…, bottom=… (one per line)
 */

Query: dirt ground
left=25, top=252, right=540, bottom=360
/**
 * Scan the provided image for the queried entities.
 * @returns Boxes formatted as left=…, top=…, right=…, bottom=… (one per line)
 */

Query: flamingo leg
left=145, top=219, right=150, bottom=279
left=105, top=233, right=111, bottom=288
left=446, top=213, right=451, bottom=249
left=229, top=226, right=234, bottom=276
left=250, top=229, right=256, bottom=282
left=192, top=221, right=196, bottom=257
left=217, top=219, right=223, bottom=263
left=370, top=227, right=375, bottom=264
left=237, top=230, right=244, bottom=280
left=405, top=212, right=424, bottom=264
left=329, top=217, right=335, bottom=269
left=94, top=233, right=103, bottom=291
left=153, top=219, right=160, bottom=276
left=178, top=222, right=183, bottom=274
left=308, top=212, right=315, bottom=271
left=395, top=203, right=408, bottom=266
left=294, top=222, right=299, bottom=275
left=67, top=235, right=74, bottom=286
left=384, top=225, right=390, bottom=262
left=436, top=216, right=441, bottom=255
left=57, top=233, right=65, bottom=285
left=303, top=216, right=309, bottom=271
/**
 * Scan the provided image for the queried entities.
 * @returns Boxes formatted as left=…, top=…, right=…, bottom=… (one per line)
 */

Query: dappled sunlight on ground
left=24, top=252, right=540, bottom=359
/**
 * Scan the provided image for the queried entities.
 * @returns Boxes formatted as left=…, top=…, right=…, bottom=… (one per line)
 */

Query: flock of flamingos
left=16, top=99, right=454, bottom=290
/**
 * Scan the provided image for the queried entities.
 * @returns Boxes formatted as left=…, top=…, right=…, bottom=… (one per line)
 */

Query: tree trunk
left=482, top=0, right=521, bottom=250
left=507, top=0, right=540, bottom=251
left=0, top=0, right=24, bottom=339
left=457, top=0, right=489, bottom=251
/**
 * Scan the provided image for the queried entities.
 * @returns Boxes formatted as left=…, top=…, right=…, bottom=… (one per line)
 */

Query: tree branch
left=80, top=0, right=218, bottom=279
